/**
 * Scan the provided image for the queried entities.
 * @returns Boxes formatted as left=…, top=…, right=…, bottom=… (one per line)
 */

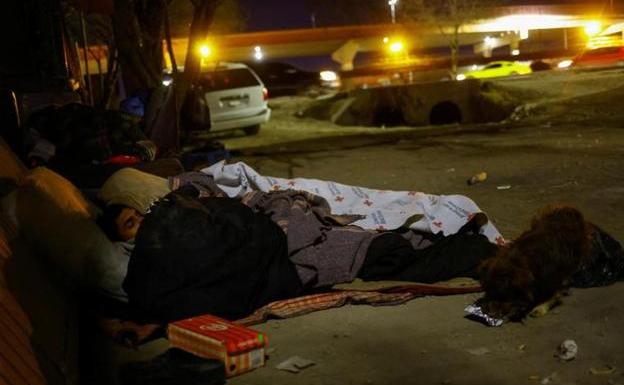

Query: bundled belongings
left=21, top=103, right=158, bottom=186
left=23, top=103, right=156, bottom=165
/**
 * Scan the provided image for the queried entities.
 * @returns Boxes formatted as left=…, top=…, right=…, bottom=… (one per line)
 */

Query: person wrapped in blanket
left=97, top=172, right=499, bottom=324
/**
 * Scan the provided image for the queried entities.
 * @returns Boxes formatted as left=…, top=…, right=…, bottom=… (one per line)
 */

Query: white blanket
left=202, top=161, right=504, bottom=244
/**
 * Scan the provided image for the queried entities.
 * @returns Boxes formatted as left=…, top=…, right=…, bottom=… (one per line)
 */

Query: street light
left=388, top=0, right=398, bottom=24
left=198, top=44, right=212, bottom=58
left=389, top=40, right=404, bottom=53
left=584, top=20, right=602, bottom=37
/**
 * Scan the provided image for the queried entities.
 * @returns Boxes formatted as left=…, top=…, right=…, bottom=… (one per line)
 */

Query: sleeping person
left=97, top=175, right=498, bottom=323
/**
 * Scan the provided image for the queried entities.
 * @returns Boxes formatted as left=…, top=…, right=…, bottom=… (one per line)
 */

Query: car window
left=484, top=64, right=502, bottom=69
left=198, top=68, right=260, bottom=91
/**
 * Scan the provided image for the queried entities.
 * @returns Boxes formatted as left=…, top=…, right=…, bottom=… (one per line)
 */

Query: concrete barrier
left=306, top=80, right=517, bottom=127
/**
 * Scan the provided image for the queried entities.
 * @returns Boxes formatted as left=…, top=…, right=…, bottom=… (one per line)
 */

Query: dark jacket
left=123, top=188, right=303, bottom=322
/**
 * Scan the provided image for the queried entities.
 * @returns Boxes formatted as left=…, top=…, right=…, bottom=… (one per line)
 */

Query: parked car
left=182, top=62, right=270, bottom=136
left=244, top=61, right=340, bottom=96
left=457, top=61, right=532, bottom=80
left=573, top=46, right=624, bottom=68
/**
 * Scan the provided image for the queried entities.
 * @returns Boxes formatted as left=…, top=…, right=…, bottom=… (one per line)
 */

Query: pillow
left=1, top=189, right=20, bottom=230
left=21, top=167, right=100, bottom=219
left=98, top=167, right=171, bottom=214
left=0, top=137, right=27, bottom=182
left=15, top=168, right=123, bottom=292
left=0, top=214, right=15, bottom=287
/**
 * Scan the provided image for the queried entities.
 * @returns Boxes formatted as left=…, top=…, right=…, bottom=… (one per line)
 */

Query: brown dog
left=478, top=205, right=592, bottom=321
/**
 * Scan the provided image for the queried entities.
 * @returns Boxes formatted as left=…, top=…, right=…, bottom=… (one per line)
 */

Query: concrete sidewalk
left=222, top=121, right=624, bottom=385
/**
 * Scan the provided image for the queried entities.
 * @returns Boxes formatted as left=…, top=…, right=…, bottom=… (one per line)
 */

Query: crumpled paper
left=276, top=356, right=316, bottom=373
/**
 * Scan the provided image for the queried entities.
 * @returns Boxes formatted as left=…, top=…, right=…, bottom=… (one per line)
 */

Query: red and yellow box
left=168, top=315, right=267, bottom=377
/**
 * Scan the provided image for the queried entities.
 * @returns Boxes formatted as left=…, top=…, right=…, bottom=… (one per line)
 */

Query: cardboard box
left=168, top=315, right=267, bottom=377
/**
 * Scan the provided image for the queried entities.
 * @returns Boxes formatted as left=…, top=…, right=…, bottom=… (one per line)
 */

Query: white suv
left=195, top=62, right=270, bottom=135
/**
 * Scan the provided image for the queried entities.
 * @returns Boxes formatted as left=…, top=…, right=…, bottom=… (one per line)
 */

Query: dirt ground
left=192, top=68, right=624, bottom=385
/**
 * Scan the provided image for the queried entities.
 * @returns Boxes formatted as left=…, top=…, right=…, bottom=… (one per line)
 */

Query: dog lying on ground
left=478, top=205, right=592, bottom=321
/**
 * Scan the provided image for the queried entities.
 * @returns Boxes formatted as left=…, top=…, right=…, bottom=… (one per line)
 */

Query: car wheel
left=243, top=124, right=260, bottom=136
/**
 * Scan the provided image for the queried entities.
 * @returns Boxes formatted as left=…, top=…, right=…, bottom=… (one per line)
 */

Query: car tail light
left=262, top=87, right=269, bottom=101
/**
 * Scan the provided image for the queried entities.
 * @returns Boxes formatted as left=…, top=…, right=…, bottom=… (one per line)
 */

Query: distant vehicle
left=182, top=62, right=270, bottom=136
left=530, top=60, right=553, bottom=72
left=457, top=61, right=532, bottom=80
left=244, top=61, right=340, bottom=96
left=573, top=46, right=624, bottom=68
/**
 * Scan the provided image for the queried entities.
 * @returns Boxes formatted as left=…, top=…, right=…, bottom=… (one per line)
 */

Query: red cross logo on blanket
left=271, top=184, right=281, bottom=191
left=376, top=225, right=386, bottom=231
left=335, top=196, right=344, bottom=202
left=408, top=191, right=417, bottom=196
left=432, top=221, right=443, bottom=228
left=287, top=180, right=296, bottom=187
left=364, top=200, right=373, bottom=207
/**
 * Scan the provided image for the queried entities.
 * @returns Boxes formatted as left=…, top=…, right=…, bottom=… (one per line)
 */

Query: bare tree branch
left=403, top=0, right=499, bottom=77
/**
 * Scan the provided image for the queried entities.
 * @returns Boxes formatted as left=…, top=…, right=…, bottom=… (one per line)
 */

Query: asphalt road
left=212, top=119, right=624, bottom=385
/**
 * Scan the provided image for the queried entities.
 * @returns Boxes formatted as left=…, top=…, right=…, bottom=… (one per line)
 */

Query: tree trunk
left=182, top=0, right=222, bottom=90
left=175, top=0, right=222, bottom=128
left=111, top=0, right=166, bottom=95
left=450, top=24, right=459, bottom=79
left=100, top=44, right=119, bottom=108
left=163, top=1, right=178, bottom=74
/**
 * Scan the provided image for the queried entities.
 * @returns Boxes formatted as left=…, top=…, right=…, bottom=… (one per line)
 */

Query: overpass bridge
left=82, top=4, right=624, bottom=74
left=164, top=3, right=624, bottom=70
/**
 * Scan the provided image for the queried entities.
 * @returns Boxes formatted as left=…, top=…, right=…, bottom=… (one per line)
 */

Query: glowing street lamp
left=484, top=36, right=496, bottom=47
left=388, top=0, right=398, bottom=24
left=584, top=20, right=602, bottom=37
left=389, top=40, right=404, bottom=53
left=198, top=43, right=212, bottom=58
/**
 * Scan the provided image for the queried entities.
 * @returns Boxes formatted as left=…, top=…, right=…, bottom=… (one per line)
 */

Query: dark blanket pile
left=571, top=224, right=624, bottom=287
left=123, top=187, right=303, bottom=322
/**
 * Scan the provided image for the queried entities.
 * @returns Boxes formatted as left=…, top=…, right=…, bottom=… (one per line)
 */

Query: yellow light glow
left=584, top=21, right=602, bottom=37
left=383, top=36, right=389, bottom=44
left=389, top=41, right=404, bottom=53
left=198, top=44, right=212, bottom=58
left=587, top=35, right=623, bottom=49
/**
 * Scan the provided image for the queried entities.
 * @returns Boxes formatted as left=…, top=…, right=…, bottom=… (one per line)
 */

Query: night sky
left=234, top=0, right=607, bottom=71
left=239, top=0, right=311, bottom=31
left=238, top=0, right=607, bottom=31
